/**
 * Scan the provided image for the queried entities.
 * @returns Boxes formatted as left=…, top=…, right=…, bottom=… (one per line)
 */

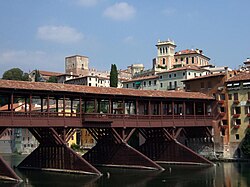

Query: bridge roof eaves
left=0, top=80, right=214, bottom=100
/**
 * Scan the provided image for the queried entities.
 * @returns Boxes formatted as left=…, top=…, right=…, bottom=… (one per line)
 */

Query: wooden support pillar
left=172, top=100, right=174, bottom=119
left=41, top=97, right=44, bottom=112
left=70, top=98, right=74, bottom=116
left=94, top=98, right=97, bottom=113
left=122, top=99, right=125, bottom=114
left=194, top=101, right=196, bottom=117
left=18, top=127, right=101, bottom=176
left=79, top=96, right=82, bottom=117
left=203, top=102, right=206, bottom=116
left=25, top=97, right=28, bottom=112
left=47, top=95, right=50, bottom=116
left=109, top=99, right=112, bottom=114
left=136, top=98, right=139, bottom=115
left=10, top=93, right=14, bottom=111
left=63, top=96, right=66, bottom=117
left=148, top=100, right=151, bottom=115
left=183, top=101, right=186, bottom=119
left=55, top=97, right=59, bottom=113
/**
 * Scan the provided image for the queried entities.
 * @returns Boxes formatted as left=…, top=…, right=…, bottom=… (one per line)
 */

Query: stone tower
left=155, top=39, right=176, bottom=70
left=65, top=55, right=89, bottom=76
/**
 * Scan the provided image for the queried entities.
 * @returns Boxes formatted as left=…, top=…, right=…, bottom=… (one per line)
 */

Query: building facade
left=226, top=72, right=250, bottom=158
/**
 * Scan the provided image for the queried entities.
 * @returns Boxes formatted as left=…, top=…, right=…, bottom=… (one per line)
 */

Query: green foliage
left=110, top=64, right=118, bottom=87
left=71, top=143, right=80, bottom=151
left=241, top=129, right=250, bottom=157
left=47, top=76, right=57, bottom=83
left=2, top=68, right=29, bottom=81
left=34, top=70, right=41, bottom=82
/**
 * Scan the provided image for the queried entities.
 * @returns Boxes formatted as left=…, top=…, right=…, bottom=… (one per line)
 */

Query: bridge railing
left=82, top=113, right=213, bottom=120
left=0, top=111, right=213, bottom=120
left=0, top=111, right=80, bottom=118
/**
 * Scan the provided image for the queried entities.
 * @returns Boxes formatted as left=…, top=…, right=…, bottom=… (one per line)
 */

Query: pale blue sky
left=0, top=0, right=249, bottom=77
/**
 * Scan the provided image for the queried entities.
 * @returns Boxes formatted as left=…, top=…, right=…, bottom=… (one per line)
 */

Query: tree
left=110, top=64, right=118, bottom=87
left=2, top=68, right=25, bottom=80
left=47, top=76, right=57, bottom=83
left=34, top=70, right=41, bottom=82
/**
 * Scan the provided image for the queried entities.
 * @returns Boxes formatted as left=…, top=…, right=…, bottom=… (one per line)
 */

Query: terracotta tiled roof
left=226, top=72, right=250, bottom=83
left=175, top=49, right=198, bottom=55
left=123, top=75, right=159, bottom=83
left=0, top=80, right=213, bottom=100
left=39, top=70, right=63, bottom=77
left=183, top=73, right=226, bottom=82
left=158, top=65, right=203, bottom=74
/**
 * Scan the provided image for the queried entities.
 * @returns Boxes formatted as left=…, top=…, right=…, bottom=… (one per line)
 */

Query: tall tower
left=65, top=55, right=89, bottom=76
left=156, top=39, right=176, bottom=70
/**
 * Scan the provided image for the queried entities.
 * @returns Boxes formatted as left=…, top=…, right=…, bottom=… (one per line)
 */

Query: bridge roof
left=0, top=80, right=213, bottom=100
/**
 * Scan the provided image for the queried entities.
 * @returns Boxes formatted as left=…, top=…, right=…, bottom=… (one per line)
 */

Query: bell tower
left=156, top=39, right=176, bottom=70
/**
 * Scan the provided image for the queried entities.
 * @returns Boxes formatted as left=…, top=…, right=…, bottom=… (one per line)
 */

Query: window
left=174, top=74, right=176, bottom=77
left=220, top=94, right=225, bottom=100
left=175, top=59, right=178, bottom=62
left=234, top=107, right=241, bottom=114
left=186, top=84, right=190, bottom=91
left=126, top=84, right=128, bottom=88
left=201, top=82, right=204, bottom=89
left=183, top=72, right=185, bottom=76
left=228, top=94, right=232, bottom=100
left=160, top=75, right=163, bottom=79
left=221, top=128, right=225, bottom=136
left=174, top=81, right=177, bottom=88
left=208, top=81, right=212, bottom=89
left=169, top=82, right=172, bottom=89
left=144, top=82, right=146, bottom=86
left=192, top=57, right=194, bottom=64
left=245, top=106, right=250, bottom=114
left=235, top=134, right=240, bottom=140
left=181, top=57, right=183, bottom=61
left=169, top=74, right=172, bottom=78
left=89, top=83, right=91, bottom=86
left=133, top=83, right=135, bottom=87
left=166, top=47, right=168, bottom=54
left=186, top=57, right=189, bottom=64
left=149, top=81, right=151, bottom=86
left=234, top=93, right=238, bottom=100
left=154, top=80, right=157, bottom=85
left=163, top=58, right=166, bottom=65
left=235, top=119, right=241, bottom=125
left=220, top=107, right=225, bottom=112
left=194, top=73, right=196, bottom=77
left=188, top=72, right=191, bottom=76
left=160, top=83, right=163, bottom=87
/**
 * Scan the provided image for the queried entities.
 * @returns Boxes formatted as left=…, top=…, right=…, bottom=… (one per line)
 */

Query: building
left=123, top=75, right=159, bottom=90
left=135, top=39, right=211, bottom=79
left=123, top=65, right=209, bottom=91
left=226, top=72, right=250, bottom=158
left=174, top=49, right=210, bottom=68
left=29, top=70, right=62, bottom=82
left=155, top=39, right=176, bottom=70
left=65, top=55, right=89, bottom=76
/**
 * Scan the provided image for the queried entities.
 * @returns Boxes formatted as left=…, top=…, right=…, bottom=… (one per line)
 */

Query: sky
left=0, top=0, right=250, bottom=77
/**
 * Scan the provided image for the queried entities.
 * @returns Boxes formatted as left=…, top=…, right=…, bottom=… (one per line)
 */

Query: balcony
left=218, top=100, right=224, bottom=105
left=221, top=125, right=228, bottom=129
left=233, top=100, right=240, bottom=105
left=234, top=125, right=240, bottom=129
left=232, top=114, right=240, bottom=118
left=219, top=112, right=226, bottom=117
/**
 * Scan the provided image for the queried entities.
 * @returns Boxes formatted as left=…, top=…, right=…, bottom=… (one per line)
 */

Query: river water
left=1, top=154, right=250, bottom=187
